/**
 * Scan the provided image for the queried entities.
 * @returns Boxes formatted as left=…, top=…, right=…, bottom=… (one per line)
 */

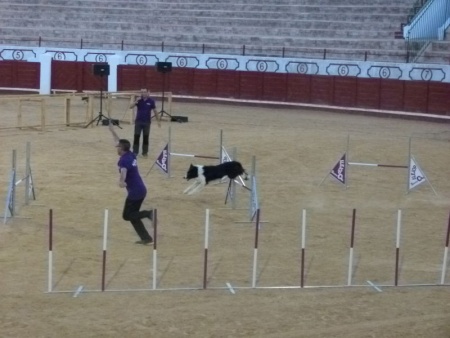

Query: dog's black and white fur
left=183, top=161, right=248, bottom=195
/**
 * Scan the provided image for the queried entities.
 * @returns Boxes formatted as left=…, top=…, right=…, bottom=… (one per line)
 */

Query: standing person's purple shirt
left=135, top=97, right=156, bottom=124
left=118, top=151, right=147, bottom=200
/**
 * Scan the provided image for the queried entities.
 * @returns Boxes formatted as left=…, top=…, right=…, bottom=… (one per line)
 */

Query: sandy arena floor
left=1, top=96, right=450, bottom=338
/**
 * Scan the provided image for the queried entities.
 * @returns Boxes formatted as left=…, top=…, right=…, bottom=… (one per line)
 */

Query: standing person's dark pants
left=122, top=197, right=153, bottom=241
left=133, top=121, right=151, bottom=156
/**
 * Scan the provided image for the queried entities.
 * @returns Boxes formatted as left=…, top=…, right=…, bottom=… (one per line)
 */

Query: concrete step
left=0, top=4, right=412, bottom=16
left=0, top=27, right=408, bottom=50
left=415, top=51, right=450, bottom=64
left=155, top=10, right=408, bottom=22
left=0, top=6, right=408, bottom=24
left=0, top=19, right=397, bottom=39
left=430, top=41, right=450, bottom=52
left=0, top=9, right=402, bottom=30
left=154, top=3, right=414, bottom=14
left=0, top=0, right=416, bottom=6
left=158, top=0, right=416, bottom=4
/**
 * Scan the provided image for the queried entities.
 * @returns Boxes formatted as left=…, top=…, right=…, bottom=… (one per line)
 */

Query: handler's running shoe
left=135, top=239, right=153, bottom=245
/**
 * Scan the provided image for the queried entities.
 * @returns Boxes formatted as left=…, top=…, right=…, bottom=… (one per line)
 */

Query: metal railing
left=0, top=35, right=448, bottom=64
left=404, top=0, right=450, bottom=62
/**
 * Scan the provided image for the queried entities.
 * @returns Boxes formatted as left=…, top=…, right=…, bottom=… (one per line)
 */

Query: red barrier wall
left=1, top=61, right=444, bottom=116
left=51, top=60, right=107, bottom=92
left=116, top=65, right=450, bottom=115
left=0, top=61, right=40, bottom=89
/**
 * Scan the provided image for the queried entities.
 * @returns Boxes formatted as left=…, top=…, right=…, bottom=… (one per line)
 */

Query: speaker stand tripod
left=153, top=62, right=173, bottom=121
left=158, top=71, right=173, bottom=121
left=85, top=74, right=121, bottom=129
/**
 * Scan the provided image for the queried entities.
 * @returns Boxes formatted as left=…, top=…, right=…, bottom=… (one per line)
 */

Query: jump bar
left=348, top=162, right=408, bottom=169
left=170, top=152, right=219, bottom=160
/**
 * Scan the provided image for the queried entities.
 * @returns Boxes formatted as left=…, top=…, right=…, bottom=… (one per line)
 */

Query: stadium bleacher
left=0, top=0, right=436, bottom=62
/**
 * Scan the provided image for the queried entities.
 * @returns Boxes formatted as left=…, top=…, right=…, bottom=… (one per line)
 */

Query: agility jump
left=1, top=142, right=36, bottom=224
left=320, top=135, right=437, bottom=194
left=147, top=126, right=222, bottom=178
left=148, top=127, right=249, bottom=192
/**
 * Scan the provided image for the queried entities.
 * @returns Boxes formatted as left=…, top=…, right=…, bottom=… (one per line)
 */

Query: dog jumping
left=183, top=161, right=248, bottom=195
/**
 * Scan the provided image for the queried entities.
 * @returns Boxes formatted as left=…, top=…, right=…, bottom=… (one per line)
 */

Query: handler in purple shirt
left=130, top=89, right=161, bottom=157
left=108, top=122, right=154, bottom=245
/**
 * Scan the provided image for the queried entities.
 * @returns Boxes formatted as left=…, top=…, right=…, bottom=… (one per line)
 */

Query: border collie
left=183, top=161, right=248, bottom=195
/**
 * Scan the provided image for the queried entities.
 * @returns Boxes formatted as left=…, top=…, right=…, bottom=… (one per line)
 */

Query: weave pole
left=24, top=142, right=31, bottom=205
left=11, top=149, right=16, bottom=216
left=48, top=209, right=53, bottom=293
left=251, top=208, right=261, bottom=288
left=3, top=170, right=14, bottom=224
left=249, top=156, right=256, bottom=220
left=219, top=129, right=223, bottom=162
left=101, top=209, right=109, bottom=292
left=395, top=209, right=402, bottom=286
left=345, top=134, right=349, bottom=189
left=152, top=209, right=158, bottom=290
left=440, top=212, right=450, bottom=285
left=203, top=209, right=210, bottom=290
left=347, top=209, right=356, bottom=286
left=168, top=126, right=172, bottom=178
left=231, top=147, right=237, bottom=210
left=406, top=137, right=412, bottom=193
left=300, top=209, right=306, bottom=288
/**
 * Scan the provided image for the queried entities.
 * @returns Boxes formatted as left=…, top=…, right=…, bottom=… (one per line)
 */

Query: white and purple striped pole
left=48, top=209, right=53, bottom=293
left=395, top=209, right=402, bottom=286
left=203, top=209, right=210, bottom=290
left=169, top=153, right=219, bottom=160
left=300, top=209, right=306, bottom=288
left=152, top=209, right=158, bottom=290
left=440, top=212, right=450, bottom=285
left=347, top=209, right=356, bottom=286
left=251, top=208, right=261, bottom=288
left=101, top=209, right=109, bottom=292
left=348, top=162, right=408, bottom=169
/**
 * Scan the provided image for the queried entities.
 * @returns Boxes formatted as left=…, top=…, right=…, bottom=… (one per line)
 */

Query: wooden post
left=18, top=99, right=22, bottom=129
left=64, top=97, right=71, bottom=126
left=41, top=99, right=46, bottom=132
left=129, top=94, right=135, bottom=124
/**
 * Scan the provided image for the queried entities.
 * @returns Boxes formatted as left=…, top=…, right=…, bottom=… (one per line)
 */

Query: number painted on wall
left=13, top=50, right=24, bottom=60
left=95, top=54, right=106, bottom=62
left=137, top=55, right=147, bottom=65
left=297, top=63, right=308, bottom=74
left=257, top=61, right=268, bottom=72
left=177, top=57, right=187, bottom=67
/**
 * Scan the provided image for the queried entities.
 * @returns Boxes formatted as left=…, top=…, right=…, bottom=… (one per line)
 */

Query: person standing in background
left=130, top=89, right=161, bottom=157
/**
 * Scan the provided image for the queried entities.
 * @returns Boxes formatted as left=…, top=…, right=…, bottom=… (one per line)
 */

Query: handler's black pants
left=122, top=197, right=152, bottom=241
left=133, top=121, right=151, bottom=155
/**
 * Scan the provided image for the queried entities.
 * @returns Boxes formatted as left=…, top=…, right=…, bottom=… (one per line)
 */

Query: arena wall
left=0, top=45, right=449, bottom=117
